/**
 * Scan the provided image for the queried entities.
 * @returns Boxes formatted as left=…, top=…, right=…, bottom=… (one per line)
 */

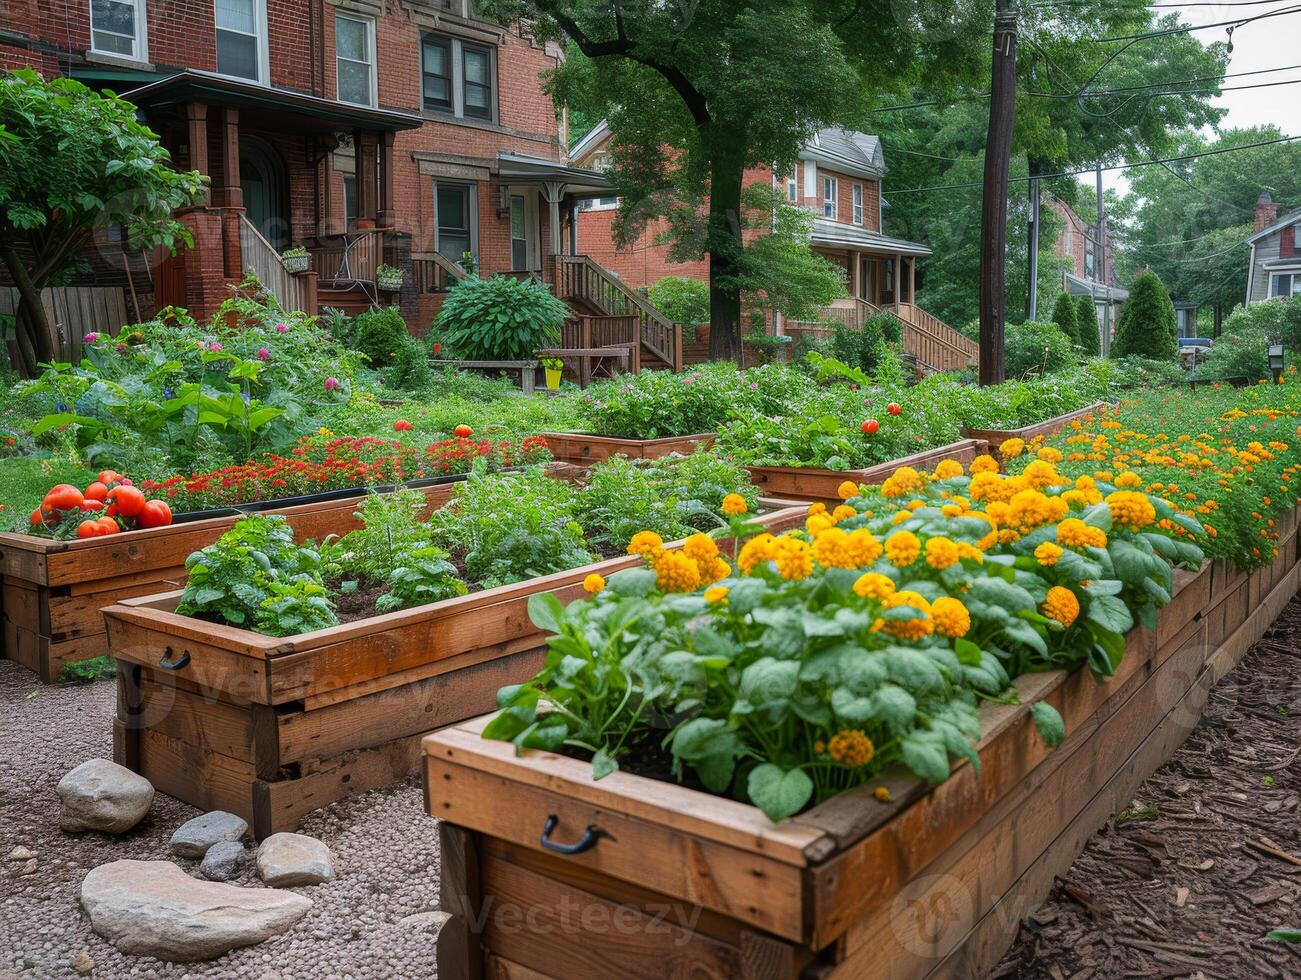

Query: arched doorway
left=240, top=136, right=290, bottom=250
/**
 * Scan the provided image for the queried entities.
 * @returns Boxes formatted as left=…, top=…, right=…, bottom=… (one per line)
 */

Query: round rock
left=199, top=841, right=247, bottom=882
left=80, top=859, right=311, bottom=962
left=170, top=811, right=248, bottom=858
left=56, top=759, right=154, bottom=834
left=256, top=833, right=335, bottom=887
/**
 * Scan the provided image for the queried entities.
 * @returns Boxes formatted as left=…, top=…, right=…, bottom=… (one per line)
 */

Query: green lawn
left=0, top=456, right=99, bottom=527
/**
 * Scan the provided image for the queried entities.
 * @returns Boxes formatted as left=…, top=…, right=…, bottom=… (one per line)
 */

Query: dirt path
left=997, top=598, right=1301, bottom=979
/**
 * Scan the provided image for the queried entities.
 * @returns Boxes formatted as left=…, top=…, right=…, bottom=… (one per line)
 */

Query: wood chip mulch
left=995, top=595, right=1301, bottom=979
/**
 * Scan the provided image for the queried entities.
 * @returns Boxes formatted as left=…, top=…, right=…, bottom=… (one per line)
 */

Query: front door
left=506, top=187, right=540, bottom=274
left=239, top=136, right=289, bottom=250
left=436, top=183, right=472, bottom=266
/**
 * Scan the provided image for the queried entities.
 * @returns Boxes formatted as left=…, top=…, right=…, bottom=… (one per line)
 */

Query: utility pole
left=1095, top=163, right=1108, bottom=356
left=1026, top=172, right=1040, bottom=322
left=979, top=0, right=1017, bottom=386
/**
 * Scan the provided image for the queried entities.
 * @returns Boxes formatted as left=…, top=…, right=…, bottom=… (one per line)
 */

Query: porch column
left=185, top=103, right=210, bottom=203
left=849, top=252, right=860, bottom=301
left=543, top=182, right=564, bottom=256
left=377, top=131, right=396, bottom=228
left=894, top=254, right=903, bottom=309
left=908, top=257, right=916, bottom=304
left=218, top=108, right=242, bottom=209
left=355, top=129, right=378, bottom=228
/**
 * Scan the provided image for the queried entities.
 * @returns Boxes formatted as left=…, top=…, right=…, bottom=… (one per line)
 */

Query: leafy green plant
left=1111, top=271, right=1178, bottom=361
left=1050, top=291, right=1079, bottom=346
left=57, top=655, right=116, bottom=684
left=353, top=307, right=411, bottom=368
left=1003, top=320, right=1076, bottom=377
left=434, top=275, right=568, bottom=361
left=375, top=547, right=467, bottom=612
left=1075, top=294, right=1101, bottom=357
left=648, top=276, right=709, bottom=341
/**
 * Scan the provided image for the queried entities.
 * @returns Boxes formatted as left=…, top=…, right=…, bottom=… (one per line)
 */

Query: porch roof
left=810, top=219, right=932, bottom=257
left=496, top=152, right=614, bottom=197
left=1064, top=272, right=1128, bottom=303
left=121, top=70, right=425, bottom=133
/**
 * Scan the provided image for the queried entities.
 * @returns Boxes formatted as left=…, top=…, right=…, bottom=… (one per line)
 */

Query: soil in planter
left=558, top=731, right=709, bottom=795
left=996, top=596, right=1301, bottom=979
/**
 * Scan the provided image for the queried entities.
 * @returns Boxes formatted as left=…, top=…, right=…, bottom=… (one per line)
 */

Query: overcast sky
left=1083, top=0, right=1301, bottom=201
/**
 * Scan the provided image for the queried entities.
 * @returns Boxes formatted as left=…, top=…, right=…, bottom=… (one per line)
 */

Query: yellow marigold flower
left=1034, top=541, right=1063, bottom=566
left=1114, top=471, right=1142, bottom=488
left=873, top=786, right=892, bottom=803
left=1056, top=517, right=1107, bottom=549
left=925, top=535, right=961, bottom=570
left=1106, top=490, right=1157, bottom=530
left=721, top=493, right=748, bottom=516
left=933, top=459, right=964, bottom=480
left=1042, top=585, right=1080, bottom=628
left=1061, top=489, right=1089, bottom=508
left=1035, top=446, right=1063, bottom=463
left=682, top=532, right=719, bottom=564
left=941, top=503, right=964, bottom=517
left=812, top=527, right=854, bottom=569
left=880, top=590, right=933, bottom=641
left=737, top=533, right=776, bottom=574
left=828, top=729, right=876, bottom=767
left=885, top=530, right=922, bottom=567
left=1094, top=470, right=1114, bottom=483
left=807, top=512, right=836, bottom=535
left=838, top=480, right=860, bottom=500
left=628, top=530, right=665, bottom=561
left=846, top=528, right=883, bottom=566
left=853, top=572, right=896, bottom=601
left=654, top=549, right=701, bottom=593
left=931, top=596, right=971, bottom=638
left=706, top=556, right=732, bottom=584
left=808, top=502, right=828, bottom=516
left=704, top=585, right=729, bottom=604
left=956, top=541, right=985, bottom=563
left=891, top=509, right=911, bottom=525
left=832, top=504, right=856, bottom=522
left=1000, top=437, right=1026, bottom=458
left=881, top=466, right=923, bottom=498
left=970, top=454, right=1000, bottom=474
left=583, top=573, right=606, bottom=594
left=1023, top=459, right=1062, bottom=490
left=773, top=535, right=813, bottom=581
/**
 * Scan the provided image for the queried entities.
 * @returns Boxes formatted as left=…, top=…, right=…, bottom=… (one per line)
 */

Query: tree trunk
left=978, top=2, right=1017, bottom=386
left=706, top=139, right=746, bottom=363
left=1, top=242, right=56, bottom=376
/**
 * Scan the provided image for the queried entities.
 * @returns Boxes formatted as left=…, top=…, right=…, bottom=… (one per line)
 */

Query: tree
left=1075, top=293, right=1100, bottom=356
left=0, top=70, right=204, bottom=376
left=1050, top=290, right=1078, bottom=345
left=1111, top=270, right=1178, bottom=360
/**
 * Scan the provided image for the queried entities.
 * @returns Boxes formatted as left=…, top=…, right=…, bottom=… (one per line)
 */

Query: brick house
left=570, top=122, right=978, bottom=372
left=1245, top=192, right=1301, bottom=306
left=0, top=0, right=616, bottom=337
left=1044, top=195, right=1127, bottom=349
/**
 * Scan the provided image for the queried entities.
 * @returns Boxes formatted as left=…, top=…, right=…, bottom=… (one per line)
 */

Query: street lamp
left=1269, top=345, right=1285, bottom=383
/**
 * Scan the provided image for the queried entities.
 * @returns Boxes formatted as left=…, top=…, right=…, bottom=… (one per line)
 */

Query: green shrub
left=1111, top=271, right=1178, bottom=361
left=648, top=276, right=710, bottom=330
left=1003, top=320, right=1075, bottom=377
left=353, top=307, right=410, bottom=368
left=1050, top=291, right=1078, bottom=345
left=1075, top=294, right=1101, bottom=357
left=1198, top=326, right=1270, bottom=382
left=830, top=314, right=899, bottom=376
left=1111, top=355, right=1187, bottom=388
left=434, top=275, right=568, bottom=361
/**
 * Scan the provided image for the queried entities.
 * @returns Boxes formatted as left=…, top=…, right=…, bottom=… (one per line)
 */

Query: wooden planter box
left=0, top=482, right=461, bottom=684
left=959, top=401, right=1112, bottom=455
left=105, top=502, right=806, bottom=839
left=540, top=432, right=717, bottom=466
left=422, top=506, right=1301, bottom=980
left=745, top=439, right=982, bottom=504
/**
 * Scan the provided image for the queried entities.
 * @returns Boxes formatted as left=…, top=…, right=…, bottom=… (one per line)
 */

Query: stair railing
left=555, top=254, right=679, bottom=369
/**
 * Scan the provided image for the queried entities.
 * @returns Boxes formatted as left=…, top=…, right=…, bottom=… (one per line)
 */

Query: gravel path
left=0, top=663, right=443, bottom=980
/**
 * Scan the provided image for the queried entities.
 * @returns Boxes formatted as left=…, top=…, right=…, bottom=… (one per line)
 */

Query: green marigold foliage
left=434, top=275, right=569, bottom=361
left=1111, top=271, right=1178, bottom=361
left=1050, top=291, right=1079, bottom=345
left=1075, top=294, right=1101, bottom=357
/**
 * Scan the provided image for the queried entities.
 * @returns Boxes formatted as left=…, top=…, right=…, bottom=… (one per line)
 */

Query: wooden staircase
left=791, top=297, right=979, bottom=374
left=553, top=255, right=681, bottom=371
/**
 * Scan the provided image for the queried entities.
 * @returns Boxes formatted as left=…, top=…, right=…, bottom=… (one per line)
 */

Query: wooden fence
left=1, top=286, right=130, bottom=363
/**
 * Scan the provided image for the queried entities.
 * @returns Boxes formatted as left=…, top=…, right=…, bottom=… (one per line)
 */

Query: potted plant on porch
left=376, top=263, right=406, bottom=291
left=280, top=245, right=310, bottom=274
left=540, top=356, right=565, bottom=390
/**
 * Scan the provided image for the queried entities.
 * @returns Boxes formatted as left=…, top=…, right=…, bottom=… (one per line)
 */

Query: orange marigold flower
left=885, top=529, right=922, bottom=567
left=828, top=729, right=875, bottom=767
left=583, top=573, right=606, bottom=594
left=969, top=454, right=1000, bottom=474
left=879, top=590, right=933, bottom=641
left=1042, top=586, right=1080, bottom=628
left=721, top=493, right=749, bottom=516
left=838, top=480, right=860, bottom=500
left=853, top=571, right=896, bottom=601
left=654, top=549, right=701, bottom=593
left=1034, top=541, right=1063, bottom=566
left=628, top=530, right=665, bottom=561
left=931, top=596, right=971, bottom=638
left=924, top=535, right=960, bottom=570
left=873, top=786, right=892, bottom=802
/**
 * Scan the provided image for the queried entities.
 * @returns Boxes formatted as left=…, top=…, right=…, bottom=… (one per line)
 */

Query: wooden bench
left=432, top=359, right=540, bottom=394
left=538, top=345, right=637, bottom=388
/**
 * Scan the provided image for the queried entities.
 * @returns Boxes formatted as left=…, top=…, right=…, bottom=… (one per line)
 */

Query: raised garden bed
left=0, top=479, right=463, bottom=683
left=744, top=439, right=982, bottom=504
left=422, top=507, right=1299, bottom=980
left=959, top=401, right=1112, bottom=455
left=105, top=501, right=807, bottom=839
left=539, top=431, right=717, bottom=466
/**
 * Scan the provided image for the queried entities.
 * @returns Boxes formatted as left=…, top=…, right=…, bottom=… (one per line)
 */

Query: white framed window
left=90, top=0, right=148, bottom=61
left=335, top=13, right=376, bottom=107
left=421, top=33, right=496, bottom=121
left=1269, top=271, right=1301, bottom=299
left=215, top=0, right=267, bottom=83
left=785, top=168, right=798, bottom=202
left=1293, top=224, right=1301, bottom=249
left=852, top=183, right=863, bottom=225
left=579, top=196, right=618, bottom=212
left=822, top=176, right=837, bottom=220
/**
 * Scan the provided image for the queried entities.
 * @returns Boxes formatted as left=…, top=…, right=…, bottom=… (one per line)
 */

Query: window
left=436, top=183, right=473, bottom=264
left=215, top=0, right=264, bottom=82
left=822, top=177, right=837, bottom=219
left=580, top=196, right=618, bottom=212
left=852, top=183, right=863, bottom=225
left=90, top=0, right=147, bottom=60
left=335, top=14, right=375, bottom=107
left=343, top=175, right=357, bottom=232
left=1084, top=238, right=1096, bottom=279
left=509, top=195, right=528, bottom=271
left=1269, top=272, right=1301, bottom=299
left=784, top=168, right=798, bottom=202
left=421, top=33, right=496, bottom=121
left=1294, top=224, right=1301, bottom=249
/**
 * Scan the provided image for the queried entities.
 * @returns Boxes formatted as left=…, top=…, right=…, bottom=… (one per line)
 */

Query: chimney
left=1254, top=192, right=1279, bottom=233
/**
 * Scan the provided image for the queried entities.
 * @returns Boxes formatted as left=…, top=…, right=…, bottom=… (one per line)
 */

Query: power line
left=885, top=134, right=1301, bottom=194
left=1094, top=3, right=1301, bottom=41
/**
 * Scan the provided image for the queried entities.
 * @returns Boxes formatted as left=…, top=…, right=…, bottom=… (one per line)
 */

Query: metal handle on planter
left=158, top=647, right=191, bottom=671
left=539, top=814, right=601, bottom=855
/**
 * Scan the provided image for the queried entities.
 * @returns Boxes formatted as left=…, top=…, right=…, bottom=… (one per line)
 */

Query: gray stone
left=169, top=811, right=248, bottom=858
left=198, top=841, right=247, bottom=882
left=397, top=911, right=451, bottom=934
left=8, top=846, right=33, bottom=861
left=79, top=860, right=310, bottom=962
left=71, top=951, right=94, bottom=975
left=256, top=833, right=335, bottom=887
left=56, top=759, right=153, bottom=834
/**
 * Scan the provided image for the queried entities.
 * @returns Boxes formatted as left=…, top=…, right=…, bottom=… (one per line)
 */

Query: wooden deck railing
left=310, top=229, right=385, bottom=285
left=785, top=297, right=978, bottom=374
left=896, top=302, right=979, bottom=363
left=555, top=254, right=680, bottom=369
left=238, top=215, right=309, bottom=312
left=411, top=251, right=468, bottom=293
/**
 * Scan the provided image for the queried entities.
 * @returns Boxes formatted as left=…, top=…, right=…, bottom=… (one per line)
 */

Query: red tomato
left=887, top=402, right=902, bottom=416
left=80, top=500, right=104, bottom=512
left=84, top=481, right=109, bottom=502
left=43, top=484, right=84, bottom=512
left=137, top=500, right=173, bottom=529
left=96, top=517, right=121, bottom=535
left=861, top=419, right=880, bottom=435
left=453, top=424, right=473, bottom=438
left=30, top=509, right=43, bottom=526
left=107, top=485, right=146, bottom=518
left=77, top=520, right=106, bottom=539
left=97, top=470, right=123, bottom=486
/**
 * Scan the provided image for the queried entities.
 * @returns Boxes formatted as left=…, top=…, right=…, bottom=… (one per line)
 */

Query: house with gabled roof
left=1246, top=193, right=1301, bottom=305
